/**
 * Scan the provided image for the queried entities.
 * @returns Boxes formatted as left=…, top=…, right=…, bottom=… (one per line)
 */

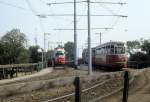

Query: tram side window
left=115, top=47, right=125, bottom=54
left=110, top=45, right=114, bottom=54
left=115, top=47, right=117, bottom=54
left=106, top=46, right=110, bottom=54
left=101, top=47, right=106, bottom=54
left=96, top=48, right=101, bottom=55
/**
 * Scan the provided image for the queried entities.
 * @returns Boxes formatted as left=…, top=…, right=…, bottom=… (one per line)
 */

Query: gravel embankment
left=1, top=67, right=147, bottom=102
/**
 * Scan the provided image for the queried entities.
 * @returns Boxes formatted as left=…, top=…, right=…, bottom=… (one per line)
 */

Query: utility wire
left=25, top=0, right=45, bottom=32
left=98, top=4, right=116, bottom=15
left=100, top=0, right=127, bottom=34
left=25, top=0, right=38, bottom=15
left=0, top=1, right=29, bottom=11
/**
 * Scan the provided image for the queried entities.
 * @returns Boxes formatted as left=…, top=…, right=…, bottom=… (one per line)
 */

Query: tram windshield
left=55, top=52, right=64, bottom=56
left=115, top=47, right=125, bottom=54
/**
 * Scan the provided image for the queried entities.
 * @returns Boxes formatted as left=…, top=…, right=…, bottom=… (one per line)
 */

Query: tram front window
left=55, top=53, right=64, bottom=56
left=115, top=47, right=125, bottom=54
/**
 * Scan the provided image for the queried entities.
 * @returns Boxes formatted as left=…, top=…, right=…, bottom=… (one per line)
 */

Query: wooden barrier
left=0, top=63, right=38, bottom=79
left=74, top=77, right=81, bottom=102
left=122, top=71, right=129, bottom=102
left=0, top=63, right=38, bottom=69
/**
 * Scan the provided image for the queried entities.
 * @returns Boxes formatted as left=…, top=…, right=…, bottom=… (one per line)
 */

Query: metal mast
left=96, top=32, right=102, bottom=45
left=74, top=0, right=78, bottom=68
left=87, top=0, right=92, bottom=75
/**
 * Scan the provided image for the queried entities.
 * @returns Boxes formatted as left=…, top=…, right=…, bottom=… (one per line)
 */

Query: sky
left=0, top=0, right=150, bottom=57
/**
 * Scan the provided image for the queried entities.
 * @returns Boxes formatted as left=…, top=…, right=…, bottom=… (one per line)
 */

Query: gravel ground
left=1, top=67, right=148, bottom=102
left=0, top=68, right=88, bottom=86
left=99, top=68, right=150, bottom=102
left=0, top=68, right=124, bottom=102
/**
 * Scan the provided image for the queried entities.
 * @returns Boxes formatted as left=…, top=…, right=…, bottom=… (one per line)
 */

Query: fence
left=0, top=63, right=39, bottom=79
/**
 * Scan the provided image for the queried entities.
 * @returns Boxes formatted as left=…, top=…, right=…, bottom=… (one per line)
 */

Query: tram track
left=43, top=69, right=144, bottom=102
left=98, top=69, right=150, bottom=102
left=43, top=74, right=125, bottom=102
left=2, top=68, right=145, bottom=102
left=127, top=70, right=150, bottom=102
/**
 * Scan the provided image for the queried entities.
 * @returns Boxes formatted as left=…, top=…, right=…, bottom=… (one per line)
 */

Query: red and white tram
left=82, top=41, right=128, bottom=69
left=54, top=48, right=65, bottom=65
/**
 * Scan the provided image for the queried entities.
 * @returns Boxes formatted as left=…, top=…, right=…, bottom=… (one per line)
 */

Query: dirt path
left=128, top=70, right=150, bottom=102
left=100, top=69, right=150, bottom=102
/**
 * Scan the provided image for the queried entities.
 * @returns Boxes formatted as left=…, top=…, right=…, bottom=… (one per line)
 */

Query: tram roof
left=95, top=41, right=125, bottom=48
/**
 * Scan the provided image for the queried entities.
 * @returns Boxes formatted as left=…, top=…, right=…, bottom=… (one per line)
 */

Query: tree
left=0, top=29, right=29, bottom=64
left=141, top=40, right=150, bottom=55
left=126, top=39, right=150, bottom=68
left=126, top=40, right=141, bottom=55
left=29, top=45, right=41, bottom=63
left=64, top=42, right=74, bottom=61
left=126, top=40, right=140, bottom=49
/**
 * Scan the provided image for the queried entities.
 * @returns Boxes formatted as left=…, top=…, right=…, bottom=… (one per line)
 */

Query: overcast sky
left=0, top=0, right=150, bottom=57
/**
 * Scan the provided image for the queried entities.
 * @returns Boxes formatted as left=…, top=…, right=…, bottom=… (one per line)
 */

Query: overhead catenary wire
left=25, top=0, right=38, bottom=15
left=25, top=0, right=46, bottom=32
left=0, top=1, right=29, bottom=11
left=99, top=0, right=127, bottom=35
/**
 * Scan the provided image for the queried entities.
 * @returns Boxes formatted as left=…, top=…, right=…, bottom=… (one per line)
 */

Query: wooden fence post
left=122, top=71, right=129, bottom=102
left=25, top=67, right=27, bottom=75
left=16, top=67, right=18, bottom=77
left=74, top=77, right=81, bottom=102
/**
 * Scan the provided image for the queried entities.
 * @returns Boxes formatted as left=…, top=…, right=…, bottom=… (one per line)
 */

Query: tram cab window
left=115, top=47, right=125, bottom=54
left=118, top=47, right=125, bottom=54
left=55, top=52, right=64, bottom=56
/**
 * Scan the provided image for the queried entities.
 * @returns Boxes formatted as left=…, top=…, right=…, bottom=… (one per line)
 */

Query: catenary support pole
left=100, top=32, right=102, bottom=45
left=74, top=0, right=78, bottom=69
left=87, top=0, right=92, bottom=75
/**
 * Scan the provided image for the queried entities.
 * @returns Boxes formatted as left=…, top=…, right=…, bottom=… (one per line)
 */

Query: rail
left=90, top=73, right=134, bottom=102
left=43, top=78, right=118, bottom=102
left=43, top=71, right=134, bottom=102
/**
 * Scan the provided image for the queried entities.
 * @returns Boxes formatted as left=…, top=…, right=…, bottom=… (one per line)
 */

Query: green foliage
left=64, top=41, right=74, bottom=61
left=129, top=52, right=149, bottom=68
left=129, top=52, right=148, bottom=62
left=127, top=39, right=150, bottom=68
left=0, top=29, right=29, bottom=64
left=141, top=40, right=150, bottom=55
left=29, top=45, right=41, bottom=63
left=126, top=40, right=140, bottom=50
